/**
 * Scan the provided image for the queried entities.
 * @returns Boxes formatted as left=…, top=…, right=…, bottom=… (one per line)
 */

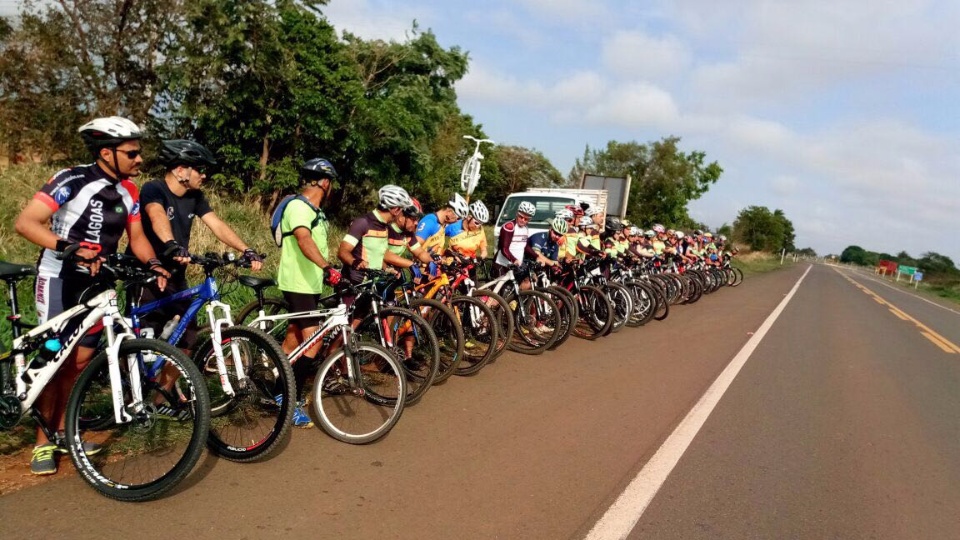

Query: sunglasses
left=517, top=213, right=532, bottom=220
left=113, top=149, right=142, bottom=159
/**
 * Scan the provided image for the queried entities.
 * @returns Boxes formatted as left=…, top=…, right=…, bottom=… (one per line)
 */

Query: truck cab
left=493, top=189, right=607, bottom=242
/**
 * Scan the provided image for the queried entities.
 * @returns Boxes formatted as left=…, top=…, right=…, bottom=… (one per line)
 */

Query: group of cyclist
left=13, top=115, right=732, bottom=475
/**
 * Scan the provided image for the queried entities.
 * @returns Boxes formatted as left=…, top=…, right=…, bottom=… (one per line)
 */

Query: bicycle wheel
left=355, top=307, right=439, bottom=406
left=544, top=286, right=577, bottom=349
left=471, top=289, right=513, bottom=362
left=192, top=326, right=294, bottom=462
left=625, top=280, right=655, bottom=327
left=450, top=295, right=498, bottom=376
left=572, top=285, right=613, bottom=340
left=410, top=298, right=464, bottom=384
left=507, top=290, right=561, bottom=355
left=312, top=342, right=405, bottom=444
left=65, top=338, right=210, bottom=502
left=235, top=297, right=291, bottom=342
left=603, top=282, right=633, bottom=333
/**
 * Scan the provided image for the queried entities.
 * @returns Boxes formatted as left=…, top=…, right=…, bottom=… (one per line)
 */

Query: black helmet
left=301, top=158, right=338, bottom=182
left=604, top=216, right=623, bottom=232
left=159, top=139, right=217, bottom=168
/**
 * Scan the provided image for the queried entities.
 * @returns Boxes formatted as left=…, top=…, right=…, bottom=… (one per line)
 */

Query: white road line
left=843, top=267, right=960, bottom=317
left=584, top=264, right=813, bottom=540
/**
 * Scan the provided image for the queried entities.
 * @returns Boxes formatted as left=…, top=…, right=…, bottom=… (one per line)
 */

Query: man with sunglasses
left=415, top=192, right=470, bottom=257
left=274, top=158, right=341, bottom=427
left=446, top=200, right=490, bottom=261
left=135, top=139, right=264, bottom=352
left=14, top=116, right=169, bottom=475
left=493, top=200, right=536, bottom=276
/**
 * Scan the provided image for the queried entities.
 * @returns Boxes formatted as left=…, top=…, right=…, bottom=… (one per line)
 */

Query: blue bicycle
left=120, top=252, right=295, bottom=462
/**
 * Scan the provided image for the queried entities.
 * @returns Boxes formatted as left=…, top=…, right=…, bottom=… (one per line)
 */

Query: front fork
left=206, top=302, right=239, bottom=397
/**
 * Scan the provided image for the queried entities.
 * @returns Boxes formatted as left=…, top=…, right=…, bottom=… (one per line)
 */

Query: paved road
left=2, top=264, right=959, bottom=539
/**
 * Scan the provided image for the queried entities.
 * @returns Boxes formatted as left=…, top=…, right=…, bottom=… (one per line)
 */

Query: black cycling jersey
left=33, top=163, right=141, bottom=279
left=134, top=179, right=213, bottom=277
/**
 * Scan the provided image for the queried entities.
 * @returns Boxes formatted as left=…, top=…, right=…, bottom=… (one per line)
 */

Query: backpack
left=270, top=195, right=323, bottom=247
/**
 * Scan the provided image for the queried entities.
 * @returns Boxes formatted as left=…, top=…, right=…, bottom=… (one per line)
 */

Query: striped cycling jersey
left=33, top=163, right=141, bottom=278
left=343, top=210, right=390, bottom=283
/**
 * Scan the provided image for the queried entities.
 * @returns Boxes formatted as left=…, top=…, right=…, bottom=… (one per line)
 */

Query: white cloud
left=601, top=30, right=691, bottom=81
left=585, top=82, right=680, bottom=127
left=517, top=0, right=611, bottom=24
left=320, top=0, right=432, bottom=42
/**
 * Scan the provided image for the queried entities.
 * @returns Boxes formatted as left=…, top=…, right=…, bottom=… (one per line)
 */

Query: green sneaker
left=54, top=432, right=102, bottom=456
left=30, top=444, right=57, bottom=476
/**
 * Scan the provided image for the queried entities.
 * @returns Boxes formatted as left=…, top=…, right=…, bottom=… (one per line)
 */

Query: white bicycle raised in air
left=461, top=135, right=496, bottom=196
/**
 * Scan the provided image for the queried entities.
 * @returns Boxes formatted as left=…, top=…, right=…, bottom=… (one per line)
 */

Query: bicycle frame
left=128, top=274, right=242, bottom=398
left=7, top=289, right=140, bottom=425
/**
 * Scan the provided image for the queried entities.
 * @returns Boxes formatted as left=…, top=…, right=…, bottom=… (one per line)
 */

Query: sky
left=1, top=0, right=957, bottom=261
left=320, top=0, right=960, bottom=261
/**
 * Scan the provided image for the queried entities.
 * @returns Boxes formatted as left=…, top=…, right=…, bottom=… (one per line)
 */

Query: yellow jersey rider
left=446, top=200, right=489, bottom=260
left=415, top=193, right=469, bottom=257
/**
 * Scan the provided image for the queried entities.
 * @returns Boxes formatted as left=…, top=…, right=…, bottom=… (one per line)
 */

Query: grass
left=730, top=249, right=795, bottom=276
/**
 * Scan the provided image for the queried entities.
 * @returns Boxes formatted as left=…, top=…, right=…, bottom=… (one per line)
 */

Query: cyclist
left=494, top=200, right=535, bottom=276
left=14, top=116, right=169, bottom=475
left=135, top=139, right=263, bottom=354
left=274, top=157, right=342, bottom=427
left=415, top=193, right=469, bottom=257
left=446, top=200, right=490, bottom=261
left=387, top=197, right=433, bottom=275
left=338, top=184, right=416, bottom=284
left=524, top=216, right=566, bottom=268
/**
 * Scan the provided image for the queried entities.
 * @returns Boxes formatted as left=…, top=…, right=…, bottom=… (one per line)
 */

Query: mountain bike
left=0, top=259, right=210, bottom=501
left=120, top=252, right=294, bottom=462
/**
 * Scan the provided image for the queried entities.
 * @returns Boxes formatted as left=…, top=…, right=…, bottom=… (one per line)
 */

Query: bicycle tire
left=409, top=298, right=464, bottom=384
left=192, top=326, right=295, bottom=462
left=450, top=295, right=498, bottom=376
left=236, top=297, right=291, bottom=342
left=312, top=342, right=405, bottom=444
left=355, top=307, right=439, bottom=406
left=65, top=338, right=210, bottom=502
left=572, top=285, right=614, bottom=340
left=603, top=282, right=633, bottom=333
left=470, top=289, right=513, bottom=362
left=507, top=290, right=561, bottom=355
left=544, top=286, right=577, bottom=349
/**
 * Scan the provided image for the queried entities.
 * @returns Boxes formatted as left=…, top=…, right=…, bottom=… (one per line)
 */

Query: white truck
left=492, top=174, right=631, bottom=241
left=492, top=188, right=608, bottom=242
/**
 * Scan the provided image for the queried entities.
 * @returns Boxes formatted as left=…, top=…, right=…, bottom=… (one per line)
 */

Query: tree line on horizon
left=2, top=0, right=795, bottom=247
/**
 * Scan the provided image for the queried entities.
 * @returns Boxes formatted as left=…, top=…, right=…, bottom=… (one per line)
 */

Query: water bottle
left=35, top=336, right=62, bottom=365
left=159, top=315, right=181, bottom=340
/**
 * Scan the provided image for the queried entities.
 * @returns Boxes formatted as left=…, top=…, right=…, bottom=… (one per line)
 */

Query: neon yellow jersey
left=652, top=240, right=666, bottom=255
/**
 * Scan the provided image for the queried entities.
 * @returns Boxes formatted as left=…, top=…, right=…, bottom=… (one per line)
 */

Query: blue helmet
left=301, top=158, right=338, bottom=182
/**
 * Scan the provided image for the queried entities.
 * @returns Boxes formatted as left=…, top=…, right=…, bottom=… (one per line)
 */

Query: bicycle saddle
left=238, top=275, right=276, bottom=291
left=0, top=261, right=37, bottom=281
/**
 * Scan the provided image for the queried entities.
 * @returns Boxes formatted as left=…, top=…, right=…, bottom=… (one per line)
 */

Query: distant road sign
left=914, top=271, right=924, bottom=281
left=899, top=266, right=918, bottom=276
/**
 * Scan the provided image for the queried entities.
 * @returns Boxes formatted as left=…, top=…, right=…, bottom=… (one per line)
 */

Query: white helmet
left=578, top=216, right=595, bottom=229
left=449, top=193, right=469, bottom=219
left=78, top=116, right=143, bottom=150
left=378, top=184, right=413, bottom=209
left=629, top=226, right=642, bottom=236
left=469, top=200, right=489, bottom=223
left=517, top=201, right=536, bottom=217
left=644, top=230, right=656, bottom=238
left=719, top=235, right=727, bottom=242
left=653, top=223, right=666, bottom=233
left=555, top=208, right=574, bottom=221
left=675, top=231, right=685, bottom=239
left=585, top=206, right=602, bottom=217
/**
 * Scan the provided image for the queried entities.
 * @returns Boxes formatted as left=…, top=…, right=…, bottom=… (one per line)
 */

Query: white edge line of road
left=841, top=266, right=960, bottom=317
left=584, top=264, right=813, bottom=540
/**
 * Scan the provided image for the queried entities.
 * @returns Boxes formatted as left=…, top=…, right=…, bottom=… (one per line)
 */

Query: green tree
left=0, top=0, right=183, bottom=160
left=569, top=137, right=722, bottom=227
left=733, top=206, right=796, bottom=252
left=796, top=247, right=817, bottom=257
left=918, top=252, right=959, bottom=276
left=840, top=245, right=872, bottom=265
